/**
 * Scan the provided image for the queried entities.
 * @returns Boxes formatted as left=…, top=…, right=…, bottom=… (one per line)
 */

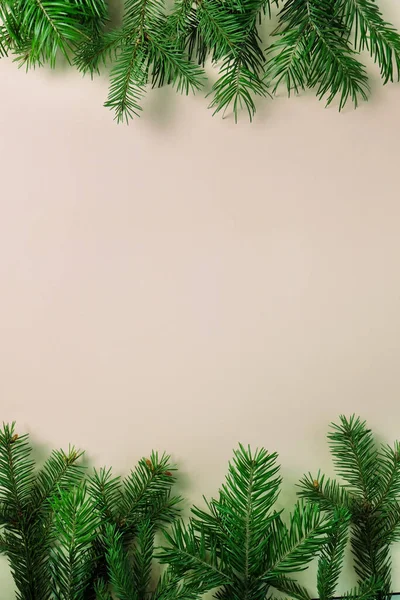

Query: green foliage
left=2, top=0, right=400, bottom=120
left=299, top=415, right=400, bottom=600
left=87, top=452, right=183, bottom=599
left=338, top=0, right=400, bottom=84
left=0, top=423, right=182, bottom=600
left=317, top=508, right=351, bottom=600
left=0, top=422, right=85, bottom=600
left=266, top=0, right=370, bottom=110
left=158, top=444, right=333, bottom=600
left=0, top=0, right=107, bottom=67
left=76, top=0, right=205, bottom=122
left=0, top=419, right=399, bottom=600
left=50, top=484, right=100, bottom=599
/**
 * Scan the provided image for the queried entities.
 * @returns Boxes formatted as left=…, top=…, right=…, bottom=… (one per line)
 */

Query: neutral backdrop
left=1, top=2, right=400, bottom=595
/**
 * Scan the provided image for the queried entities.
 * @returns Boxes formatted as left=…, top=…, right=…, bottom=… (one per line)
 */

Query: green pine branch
left=159, top=519, right=230, bottom=591
left=328, top=415, right=380, bottom=500
left=338, top=0, right=400, bottom=83
left=77, top=0, right=205, bottom=121
left=0, top=423, right=35, bottom=514
left=104, top=41, right=148, bottom=122
left=131, top=518, right=155, bottom=600
left=31, top=447, right=85, bottom=513
left=102, top=523, right=136, bottom=600
left=317, top=508, right=351, bottom=600
left=8, top=0, right=107, bottom=67
left=94, top=579, right=113, bottom=600
left=0, top=423, right=86, bottom=600
left=152, top=569, right=205, bottom=600
left=342, top=577, right=384, bottom=600
left=50, top=484, right=100, bottom=600
left=374, top=442, right=400, bottom=510
left=196, top=0, right=243, bottom=62
left=149, top=32, right=205, bottom=93
left=159, top=445, right=332, bottom=600
left=209, top=25, right=270, bottom=121
left=88, top=467, right=123, bottom=523
left=3, top=0, right=400, bottom=119
left=299, top=415, right=400, bottom=600
left=118, top=452, right=177, bottom=523
left=87, top=453, right=182, bottom=598
left=265, top=27, right=309, bottom=95
left=0, top=424, right=43, bottom=599
left=298, top=472, right=352, bottom=512
left=267, top=0, right=369, bottom=109
left=267, top=501, right=333, bottom=576
left=268, top=575, right=311, bottom=600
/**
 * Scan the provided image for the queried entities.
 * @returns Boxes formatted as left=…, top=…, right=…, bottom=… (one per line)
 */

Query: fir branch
left=74, top=15, right=114, bottom=74
left=268, top=575, right=311, bottom=600
left=328, top=415, right=379, bottom=500
left=317, top=508, right=351, bottom=600
left=132, top=518, right=155, bottom=600
left=153, top=569, right=204, bottom=600
left=160, top=446, right=331, bottom=600
left=0, top=25, right=10, bottom=57
left=90, top=453, right=182, bottom=599
left=191, top=496, right=236, bottom=550
left=297, top=473, right=352, bottom=513
left=267, top=0, right=369, bottom=109
left=352, top=497, right=390, bottom=592
left=342, top=577, right=384, bottom=600
left=300, top=416, right=400, bottom=600
left=88, top=467, right=123, bottom=522
left=94, top=579, right=113, bottom=600
left=217, top=446, right=282, bottom=575
left=0, top=533, right=8, bottom=554
left=210, top=54, right=269, bottom=121
left=307, top=0, right=369, bottom=109
left=0, top=425, right=86, bottom=600
left=166, top=0, right=194, bottom=43
left=102, top=523, right=137, bottom=600
left=196, top=0, right=242, bottom=61
left=186, top=11, right=209, bottom=65
left=351, top=511, right=391, bottom=596
left=145, top=490, right=182, bottom=526
left=149, top=32, right=205, bottom=93
left=267, top=501, right=332, bottom=576
left=198, top=0, right=272, bottom=120
left=159, top=519, right=230, bottom=590
left=373, top=442, right=400, bottom=510
left=0, top=424, right=44, bottom=599
left=0, top=1, right=21, bottom=48
left=119, top=452, right=177, bottom=523
left=30, top=447, right=85, bottom=514
left=50, top=484, right=100, bottom=600
left=13, top=0, right=107, bottom=67
left=338, top=0, right=400, bottom=84
left=379, top=503, right=400, bottom=544
left=0, top=423, right=35, bottom=513
left=265, top=28, right=309, bottom=95
left=209, top=21, right=270, bottom=121
left=104, top=41, right=148, bottom=123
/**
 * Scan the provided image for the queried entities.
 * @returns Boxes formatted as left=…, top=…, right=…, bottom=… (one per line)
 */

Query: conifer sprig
left=0, top=423, right=85, bottom=600
left=299, top=415, right=400, bottom=600
left=50, top=484, right=100, bottom=599
left=338, top=0, right=400, bottom=84
left=2, top=0, right=400, bottom=120
left=1, top=0, right=107, bottom=67
left=87, top=452, right=182, bottom=598
left=159, top=445, right=333, bottom=600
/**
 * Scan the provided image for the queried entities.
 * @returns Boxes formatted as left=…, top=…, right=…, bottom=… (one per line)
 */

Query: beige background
left=1, top=4, right=400, bottom=594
